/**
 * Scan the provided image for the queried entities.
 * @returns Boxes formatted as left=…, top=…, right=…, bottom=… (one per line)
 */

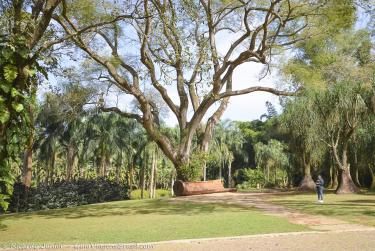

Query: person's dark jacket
left=316, top=177, right=324, bottom=188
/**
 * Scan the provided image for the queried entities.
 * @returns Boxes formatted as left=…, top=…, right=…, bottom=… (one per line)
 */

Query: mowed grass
left=268, top=191, right=375, bottom=226
left=0, top=198, right=307, bottom=246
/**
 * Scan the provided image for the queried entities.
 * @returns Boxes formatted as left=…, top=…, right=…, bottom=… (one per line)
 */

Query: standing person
left=316, top=175, right=324, bottom=203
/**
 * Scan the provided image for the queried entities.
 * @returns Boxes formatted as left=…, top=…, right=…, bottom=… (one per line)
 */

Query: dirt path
left=150, top=230, right=375, bottom=251
left=174, top=192, right=375, bottom=232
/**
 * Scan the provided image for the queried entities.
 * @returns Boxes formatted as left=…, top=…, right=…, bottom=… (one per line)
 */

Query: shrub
left=130, top=189, right=150, bottom=199
left=177, top=151, right=207, bottom=181
left=7, top=177, right=129, bottom=213
left=235, top=168, right=265, bottom=189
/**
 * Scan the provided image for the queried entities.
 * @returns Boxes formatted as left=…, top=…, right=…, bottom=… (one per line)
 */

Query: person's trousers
left=317, top=186, right=323, bottom=200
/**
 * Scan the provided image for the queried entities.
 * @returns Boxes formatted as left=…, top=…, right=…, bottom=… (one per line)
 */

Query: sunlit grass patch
left=268, top=192, right=375, bottom=226
left=0, top=198, right=307, bottom=246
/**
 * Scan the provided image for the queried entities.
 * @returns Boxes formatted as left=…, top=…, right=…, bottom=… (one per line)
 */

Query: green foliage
left=255, top=140, right=288, bottom=170
left=254, top=139, right=289, bottom=187
left=3, top=65, right=18, bottom=82
left=7, top=178, right=129, bottom=213
left=66, top=0, right=120, bottom=26
left=206, top=120, right=240, bottom=181
left=235, top=168, right=265, bottom=189
left=178, top=151, right=207, bottom=181
left=280, top=92, right=326, bottom=170
left=282, top=29, right=374, bottom=91
left=130, top=189, right=171, bottom=200
left=0, top=37, right=39, bottom=211
left=280, top=24, right=375, bottom=189
left=130, top=189, right=150, bottom=199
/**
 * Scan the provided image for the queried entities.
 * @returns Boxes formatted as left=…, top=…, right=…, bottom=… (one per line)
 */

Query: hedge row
left=7, top=178, right=129, bottom=213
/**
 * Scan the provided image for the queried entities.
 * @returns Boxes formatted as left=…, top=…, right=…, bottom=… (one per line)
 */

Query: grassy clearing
left=0, top=198, right=307, bottom=246
left=268, top=191, right=375, bottom=226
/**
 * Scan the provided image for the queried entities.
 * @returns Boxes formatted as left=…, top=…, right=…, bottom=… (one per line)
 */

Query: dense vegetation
left=9, top=178, right=129, bottom=212
left=0, top=0, right=375, bottom=211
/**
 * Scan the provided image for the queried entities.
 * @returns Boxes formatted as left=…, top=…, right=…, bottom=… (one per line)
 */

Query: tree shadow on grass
left=274, top=199, right=375, bottom=219
left=344, top=199, right=375, bottom=204
left=363, top=210, right=375, bottom=217
left=2, top=199, right=253, bottom=221
left=0, top=221, right=7, bottom=231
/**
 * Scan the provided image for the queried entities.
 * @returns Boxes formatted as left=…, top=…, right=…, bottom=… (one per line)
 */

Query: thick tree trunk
left=351, top=150, right=361, bottom=187
left=331, top=165, right=338, bottom=189
left=368, top=165, right=375, bottom=190
left=333, top=141, right=359, bottom=194
left=199, top=96, right=230, bottom=181
left=336, top=166, right=360, bottom=194
left=299, top=174, right=315, bottom=191
left=299, top=156, right=315, bottom=191
left=335, top=148, right=359, bottom=193
left=353, top=166, right=360, bottom=188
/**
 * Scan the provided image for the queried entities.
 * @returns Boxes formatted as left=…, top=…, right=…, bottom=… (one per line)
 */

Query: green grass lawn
left=268, top=191, right=375, bottom=226
left=0, top=198, right=307, bottom=246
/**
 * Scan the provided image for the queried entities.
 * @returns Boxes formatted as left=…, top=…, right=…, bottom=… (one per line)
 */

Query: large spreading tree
left=55, top=0, right=353, bottom=180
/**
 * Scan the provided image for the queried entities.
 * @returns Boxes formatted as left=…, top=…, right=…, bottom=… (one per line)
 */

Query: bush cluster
left=235, top=168, right=266, bottom=189
left=178, top=151, right=207, bottom=181
left=7, top=178, right=129, bottom=213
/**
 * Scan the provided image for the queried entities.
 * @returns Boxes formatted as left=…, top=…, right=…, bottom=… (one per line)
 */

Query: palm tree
left=254, top=140, right=289, bottom=187
left=208, top=120, right=244, bottom=187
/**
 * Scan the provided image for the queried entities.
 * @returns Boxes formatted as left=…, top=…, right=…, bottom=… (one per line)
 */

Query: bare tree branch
left=217, top=86, right=295, bottom=99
